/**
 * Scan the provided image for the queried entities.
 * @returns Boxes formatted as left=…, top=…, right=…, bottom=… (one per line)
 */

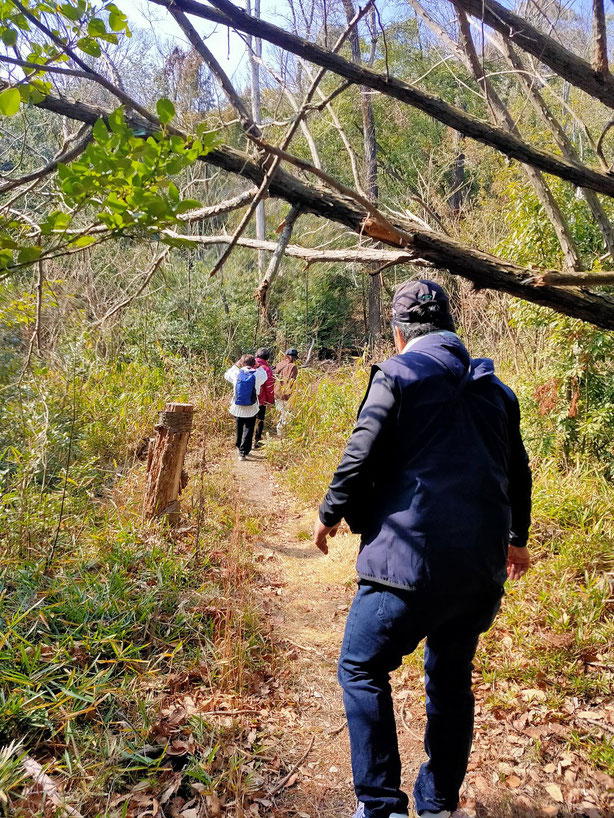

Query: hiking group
left=224, top=347, right=298, bottom=459
left=225, top=278, right=532, bottom=818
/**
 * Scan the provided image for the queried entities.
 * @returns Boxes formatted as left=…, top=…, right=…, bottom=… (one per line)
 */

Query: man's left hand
left=507, top=545, right=531, bottom=580
left=313, top=519, right=340, bottom=554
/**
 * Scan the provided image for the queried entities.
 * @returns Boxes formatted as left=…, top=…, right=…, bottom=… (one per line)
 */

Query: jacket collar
left=401, top=330, right=457, bottom=354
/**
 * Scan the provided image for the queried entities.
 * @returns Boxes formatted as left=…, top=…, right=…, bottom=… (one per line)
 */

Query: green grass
left=0, top=351, right=275, bottom=814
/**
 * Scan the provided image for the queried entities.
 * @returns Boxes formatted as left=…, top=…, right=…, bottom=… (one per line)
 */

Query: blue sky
left=115, top=0, right=406, bottom=88
left=115, top=0, right=285, bottom=85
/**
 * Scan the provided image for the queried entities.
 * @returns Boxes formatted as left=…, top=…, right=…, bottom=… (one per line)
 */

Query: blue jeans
left=338, top=581, right=501, bottom=817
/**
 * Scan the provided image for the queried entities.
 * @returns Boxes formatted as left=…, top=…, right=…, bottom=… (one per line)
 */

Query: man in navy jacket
left=313, top=280, right=532, bottom=818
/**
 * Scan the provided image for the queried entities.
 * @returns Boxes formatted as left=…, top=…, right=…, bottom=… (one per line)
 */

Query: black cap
left=392, top=279, right=450, bottom=323
left=285, top=348, right=299, bottom=358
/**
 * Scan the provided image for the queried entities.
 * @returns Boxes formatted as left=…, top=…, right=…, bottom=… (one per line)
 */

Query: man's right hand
left=507, top=545, right=531, bottom=580
left=313, top=518, right=340, bottom=555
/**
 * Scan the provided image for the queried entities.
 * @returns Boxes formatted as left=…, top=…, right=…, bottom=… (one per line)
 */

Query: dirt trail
left=233, top=451, right=423, bottom=818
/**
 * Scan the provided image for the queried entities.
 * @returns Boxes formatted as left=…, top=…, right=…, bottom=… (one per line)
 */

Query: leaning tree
left=2, top=0, right=614, bottom=336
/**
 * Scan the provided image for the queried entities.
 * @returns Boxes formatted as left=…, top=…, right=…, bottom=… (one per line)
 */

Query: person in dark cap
left=274, top=348, right=299, bottom=436
left=312, top=279, right=532, bottom=818
left=254, top=347, right=275, bottom=448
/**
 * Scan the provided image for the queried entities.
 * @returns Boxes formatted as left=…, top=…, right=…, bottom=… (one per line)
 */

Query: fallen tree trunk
left=452, top=0, right=614, bottom=111
left=6, top=86, right=614, bottom=330
left=144, top=0, right=614, bottom=198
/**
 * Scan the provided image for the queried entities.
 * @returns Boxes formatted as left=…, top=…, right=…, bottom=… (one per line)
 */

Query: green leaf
left=156, top=97, right=175, bottom=125
left=1, top=27, right=17, bottom=46
left=107, top=107, right=125, bottom=134
left=17, top=246, right=41, bottom=265
left=0, top=248, right=14, bottom=269
left=60, top=3, right=83, bottom=21
left=69, top=235, right=97, bottom=248
left=92, top=118, right=108, bottom=143
left=87, top=18, right=106, bottom=37
left=169, top=135, right=185, bottom=153
left=174, top=199, right=201, bottom=215
left=108, top=9, right=127, bottom=31
left=0, top=87, right=20, bottom=116
left=77, top=36, right=101, bottom=57
left=168, top=182, right=180, bottom=204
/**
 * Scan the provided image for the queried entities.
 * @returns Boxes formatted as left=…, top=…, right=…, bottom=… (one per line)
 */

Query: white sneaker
left=352, top=806, right=408, bottom=818
left=238, top=454, right=246, bottom=461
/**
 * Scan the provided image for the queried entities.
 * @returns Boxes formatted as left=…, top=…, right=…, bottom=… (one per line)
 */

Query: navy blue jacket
left=319, top=332, right=532, bottom=593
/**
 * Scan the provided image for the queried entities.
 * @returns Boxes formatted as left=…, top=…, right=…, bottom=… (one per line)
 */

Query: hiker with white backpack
left=224, top=354, right=268, bottom=460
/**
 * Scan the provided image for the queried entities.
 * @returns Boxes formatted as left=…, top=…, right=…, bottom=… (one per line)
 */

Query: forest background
left=0, top=0, right=612, bottom=815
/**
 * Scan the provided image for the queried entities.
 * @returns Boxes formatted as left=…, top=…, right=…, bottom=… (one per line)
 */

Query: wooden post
left=143, top=402, right=194, bottom=524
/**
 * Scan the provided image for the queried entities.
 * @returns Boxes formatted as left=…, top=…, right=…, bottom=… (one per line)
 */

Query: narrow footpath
left=232, top=451, right=423, bottom=818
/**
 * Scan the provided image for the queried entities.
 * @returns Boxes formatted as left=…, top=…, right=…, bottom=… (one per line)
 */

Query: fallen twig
left=399, top=697, right=421, bottom=741
left=268, top=735, right=315, bottom=797
left=282, top=636, right=320, bottom=654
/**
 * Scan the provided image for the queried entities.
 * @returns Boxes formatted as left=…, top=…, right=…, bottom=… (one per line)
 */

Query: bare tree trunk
left=592, top=0, right=608, bottom=76
left=256, top=204, right=301, bottom=324
left=496, top=34, right=614, bottom=259
left=246, top=0, right=266, bottom=276
left=453, top=4, right=583, bottom=271
left=342, top=0, right=380, bottom=344
left=144, top=403, right=194, bottom=525
left=448, top=98, right=467, bottom=215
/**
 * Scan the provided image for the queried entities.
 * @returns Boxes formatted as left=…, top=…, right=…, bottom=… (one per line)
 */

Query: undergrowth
left=0, top=354, right=274, bottom=815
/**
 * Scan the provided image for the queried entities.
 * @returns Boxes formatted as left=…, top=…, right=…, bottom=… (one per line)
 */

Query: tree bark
left=342, top=0, right=380, bottom=344
left=454, top=4, right=583, bottom=272
left=147, top=0, right=614, bottom=197
left=593, top=0, right=608, bottom=76
left=256, top=204, right=301, bottom=323
left=144, top=403, right=194, bottom=524
left=246, top=0, right=266, bottom=276
left=12, top=85, right=614, bottom=330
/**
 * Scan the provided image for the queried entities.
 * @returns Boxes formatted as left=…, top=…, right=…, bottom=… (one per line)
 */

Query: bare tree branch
left=453, top=3, right=583, bottom=271
left=7, top=82, right=614, bottom=329
left=0, top=122, right=91, bottom=196
left=174, top=0, right=373, bottom=277
left=178, top=188, right=260, bottom=222
left=144, top=0, right=614, bottom=197
left=256, top=204, right=301, bottom=322
left=166, top=5, right=261, bottom=137
left=452, top=0, right=614, bottom=110
left=94, top=249, right=170, bottom=325
left=592, top=0, right=608, bottom=77
left=163, top=231, right=614, bottom=285
left=495, top=34, right=614, bottom=258
left=10, top=0, right=162, bottom=127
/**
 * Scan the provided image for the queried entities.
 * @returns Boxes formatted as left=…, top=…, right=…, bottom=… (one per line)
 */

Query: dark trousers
left=338, top=581, right=501, bottom=817
left=235, top=415, right=257, bottom=456
left=255, top=404, right=267, bottom=444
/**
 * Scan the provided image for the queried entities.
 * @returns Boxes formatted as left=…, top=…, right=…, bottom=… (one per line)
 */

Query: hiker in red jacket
left=254, top=347, right=275, bottom=448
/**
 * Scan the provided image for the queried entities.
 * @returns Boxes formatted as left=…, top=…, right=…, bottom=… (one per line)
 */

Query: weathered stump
left=143, top=402, right=194, bottom=524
